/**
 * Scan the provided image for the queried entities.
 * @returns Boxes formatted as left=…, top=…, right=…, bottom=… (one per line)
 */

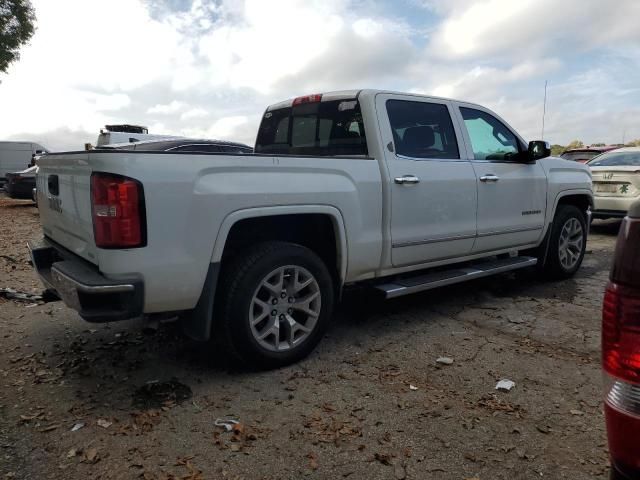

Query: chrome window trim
left=395, top=153, right=468, bottom=163
left=471, top=158, right=528, bottom=164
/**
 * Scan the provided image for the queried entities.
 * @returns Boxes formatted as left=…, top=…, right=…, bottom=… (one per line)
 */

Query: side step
left=374, top=256, right=537, bottom=299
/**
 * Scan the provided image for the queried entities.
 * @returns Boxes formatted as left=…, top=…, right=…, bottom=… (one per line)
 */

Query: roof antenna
left=541, top=80, right=548, bottom=140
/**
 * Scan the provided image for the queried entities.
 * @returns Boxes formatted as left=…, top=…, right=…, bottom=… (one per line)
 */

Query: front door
left=455, top=104, right=547, bottom=253
left=376, top=94, right=478, bottom=267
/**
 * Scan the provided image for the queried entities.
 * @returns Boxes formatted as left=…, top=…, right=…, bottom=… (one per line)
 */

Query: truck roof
left=265, top=89, right=483, bottom=111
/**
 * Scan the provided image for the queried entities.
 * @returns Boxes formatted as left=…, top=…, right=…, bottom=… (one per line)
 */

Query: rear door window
left=385, top=100, right=459, bottom=160
left=255, top=99, right=368, bottom=156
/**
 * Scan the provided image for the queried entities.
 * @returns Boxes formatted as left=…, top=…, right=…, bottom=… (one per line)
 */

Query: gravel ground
left=0, top=192, right=620, bottom=479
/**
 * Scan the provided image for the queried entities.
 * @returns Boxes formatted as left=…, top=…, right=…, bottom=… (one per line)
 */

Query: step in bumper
left=28, top=237, right=144, bottom=322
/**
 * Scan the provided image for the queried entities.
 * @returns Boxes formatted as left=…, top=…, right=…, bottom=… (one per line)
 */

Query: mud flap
left=181, top=262, right=220, bottom=341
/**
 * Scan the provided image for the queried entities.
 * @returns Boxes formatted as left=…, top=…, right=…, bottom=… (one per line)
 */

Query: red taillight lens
left=292, top=93, right=322, bottom=106
left=603, top=282, right=640, bottom=383
left=90, top=173, right=145, bottom=248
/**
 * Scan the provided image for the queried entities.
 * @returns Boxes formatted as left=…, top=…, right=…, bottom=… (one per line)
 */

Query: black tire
left=540, top=205, right=587, bottom=279
left=215, top=241, right=335, bottom=369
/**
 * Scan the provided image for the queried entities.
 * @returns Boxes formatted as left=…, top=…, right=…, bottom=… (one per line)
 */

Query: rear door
left=376, top=94, right=477, bottom=267
left=454, top=104, right=547, bottom=252
left=36, top=153, right=98, bottom=263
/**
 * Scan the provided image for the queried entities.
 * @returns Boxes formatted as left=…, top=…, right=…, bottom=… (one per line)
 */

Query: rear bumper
left=28, top=237, right=144, bottom=322
left=593, top=209, right=628, bottom=219
left=593, top=196, right=638, bottom=218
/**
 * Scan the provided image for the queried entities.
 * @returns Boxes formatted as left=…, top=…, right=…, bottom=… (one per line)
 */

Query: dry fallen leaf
left=85, top=447, right=99, bottom=464
left=374, top=452, right=393, bottom=466
left=38, top=424, right=60, bottom=433
left=97, top=419, right=112, bottom=429
left=307, top=452, right=319, bottom=470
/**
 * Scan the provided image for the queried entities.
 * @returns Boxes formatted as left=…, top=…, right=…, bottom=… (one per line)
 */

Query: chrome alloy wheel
left=249, top=265, right=321, bottom=352
left=558, top=217, right=584, bottom=270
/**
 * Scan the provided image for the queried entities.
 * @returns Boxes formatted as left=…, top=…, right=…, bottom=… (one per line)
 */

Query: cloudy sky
left=1, top=0, right=639, bottom=150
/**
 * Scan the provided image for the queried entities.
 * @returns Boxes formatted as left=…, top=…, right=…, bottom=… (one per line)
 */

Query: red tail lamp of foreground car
left=603, top=205, right=640, bottom=479
left=90, top=173, right=146, bottom=248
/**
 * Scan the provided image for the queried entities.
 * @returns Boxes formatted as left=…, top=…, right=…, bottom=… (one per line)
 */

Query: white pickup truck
left=30, top=89, right=593, bottom=368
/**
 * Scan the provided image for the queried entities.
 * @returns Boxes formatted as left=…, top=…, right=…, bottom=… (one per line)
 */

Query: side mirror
left=528, top=140, right=550, bottom=161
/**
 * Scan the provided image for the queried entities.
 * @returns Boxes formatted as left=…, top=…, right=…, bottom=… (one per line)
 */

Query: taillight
left=292, top=94, right=322, bottom=106
left=604, top=214, right=640, bottom=478
left=90, top=173, right=146, bottom=248
left=603, top=283, right=640, bottom=383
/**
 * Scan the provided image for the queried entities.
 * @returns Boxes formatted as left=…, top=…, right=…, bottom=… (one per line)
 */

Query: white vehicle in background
left=96, top=124, right=183, bottom=147
left=589, top=147, right=640, bottom=220
left=0, top=141, right=48, bottom=187
left=30, top=89, right=593, bottom=368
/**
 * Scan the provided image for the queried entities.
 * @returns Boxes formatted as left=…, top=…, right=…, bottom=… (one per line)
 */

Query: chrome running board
left=375, top=256, right=537, bottom=299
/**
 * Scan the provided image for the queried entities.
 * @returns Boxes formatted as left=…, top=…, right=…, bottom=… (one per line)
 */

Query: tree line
left=550, top=139, right=640, bottom=156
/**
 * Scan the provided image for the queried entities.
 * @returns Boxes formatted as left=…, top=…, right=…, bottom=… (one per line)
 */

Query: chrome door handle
left=480, top=174, right=500, bottom=182
left=394, top=175, right=420, bottom=185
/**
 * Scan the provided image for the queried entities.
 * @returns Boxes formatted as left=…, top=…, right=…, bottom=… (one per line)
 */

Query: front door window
left=460, top=107, right=520, bottom=161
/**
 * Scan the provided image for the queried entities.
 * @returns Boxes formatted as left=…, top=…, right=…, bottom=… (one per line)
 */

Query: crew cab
left=30, top=90, right=593, bottom=368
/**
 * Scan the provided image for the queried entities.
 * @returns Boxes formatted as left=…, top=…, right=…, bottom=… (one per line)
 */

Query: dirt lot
left=0, top=193, right=620, bottom=479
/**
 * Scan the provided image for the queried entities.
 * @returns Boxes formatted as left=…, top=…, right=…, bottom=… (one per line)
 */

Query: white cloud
left=148, top=101, right=187, bottom=114
left=181, top=108, right=208, bottom=120
left=207, top=115, right=249, bottom=138
left=1, top=0, right=639, bottom=150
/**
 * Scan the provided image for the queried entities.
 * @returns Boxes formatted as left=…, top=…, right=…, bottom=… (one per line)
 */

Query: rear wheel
left=540, top=205, right=587, bottom=279
left=216, top=241, right=334, bottom=369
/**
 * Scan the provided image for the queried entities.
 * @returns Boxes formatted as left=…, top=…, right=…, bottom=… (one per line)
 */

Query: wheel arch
left=212, top=205, right=348, bottom=287
left=552, top=190, right=593, bottom=219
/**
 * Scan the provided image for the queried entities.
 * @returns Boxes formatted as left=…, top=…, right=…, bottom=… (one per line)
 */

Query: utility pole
left=541, top=80, right=548, bottom=140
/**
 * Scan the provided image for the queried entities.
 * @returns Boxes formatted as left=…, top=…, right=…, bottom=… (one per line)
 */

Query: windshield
left=588, top=151, right=640, bottom=167
left=255, top=99, right=368, bottom=156
left=561, top=151, right=601, bottom=162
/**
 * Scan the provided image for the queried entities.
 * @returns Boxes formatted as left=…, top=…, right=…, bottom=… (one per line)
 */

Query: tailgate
left=591, top=168, right=640, bottom=197
left=36, top=153, right=98, bottom=264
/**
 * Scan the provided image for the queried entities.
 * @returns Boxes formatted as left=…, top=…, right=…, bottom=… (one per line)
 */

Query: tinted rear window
left=588, top=151, right=640, bottom=167
left=561, top=151, right=601, bottom=162
left=387, top=100, right=459, bottom=159
left=255, top=99, right=368, bottom=156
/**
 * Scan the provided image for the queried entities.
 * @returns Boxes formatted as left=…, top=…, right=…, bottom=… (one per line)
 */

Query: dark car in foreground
left=561, top=146, right=619, bottom=163
left=603, top=198, right=640, bottom=479
left=101, top=138, right=253, bottom=154
left=4, top=166, right=37, bottom=199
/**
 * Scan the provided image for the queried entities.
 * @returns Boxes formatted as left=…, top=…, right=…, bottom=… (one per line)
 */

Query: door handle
left=394, top=175, right=420, bottom=185
left=480, top=174, right=500, bottom=182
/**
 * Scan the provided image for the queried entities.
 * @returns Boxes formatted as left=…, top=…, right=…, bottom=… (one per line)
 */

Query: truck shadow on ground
left=590, top=219, right=622, bottom=235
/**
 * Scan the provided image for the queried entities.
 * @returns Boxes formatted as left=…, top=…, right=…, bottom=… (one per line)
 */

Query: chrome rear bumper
left=28, top=237, right=143, bottom=322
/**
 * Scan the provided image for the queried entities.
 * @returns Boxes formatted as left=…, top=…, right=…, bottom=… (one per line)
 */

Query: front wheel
left=540, top=205, right=587, bottom=279
left=216, top=241, right=335, bottom=369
